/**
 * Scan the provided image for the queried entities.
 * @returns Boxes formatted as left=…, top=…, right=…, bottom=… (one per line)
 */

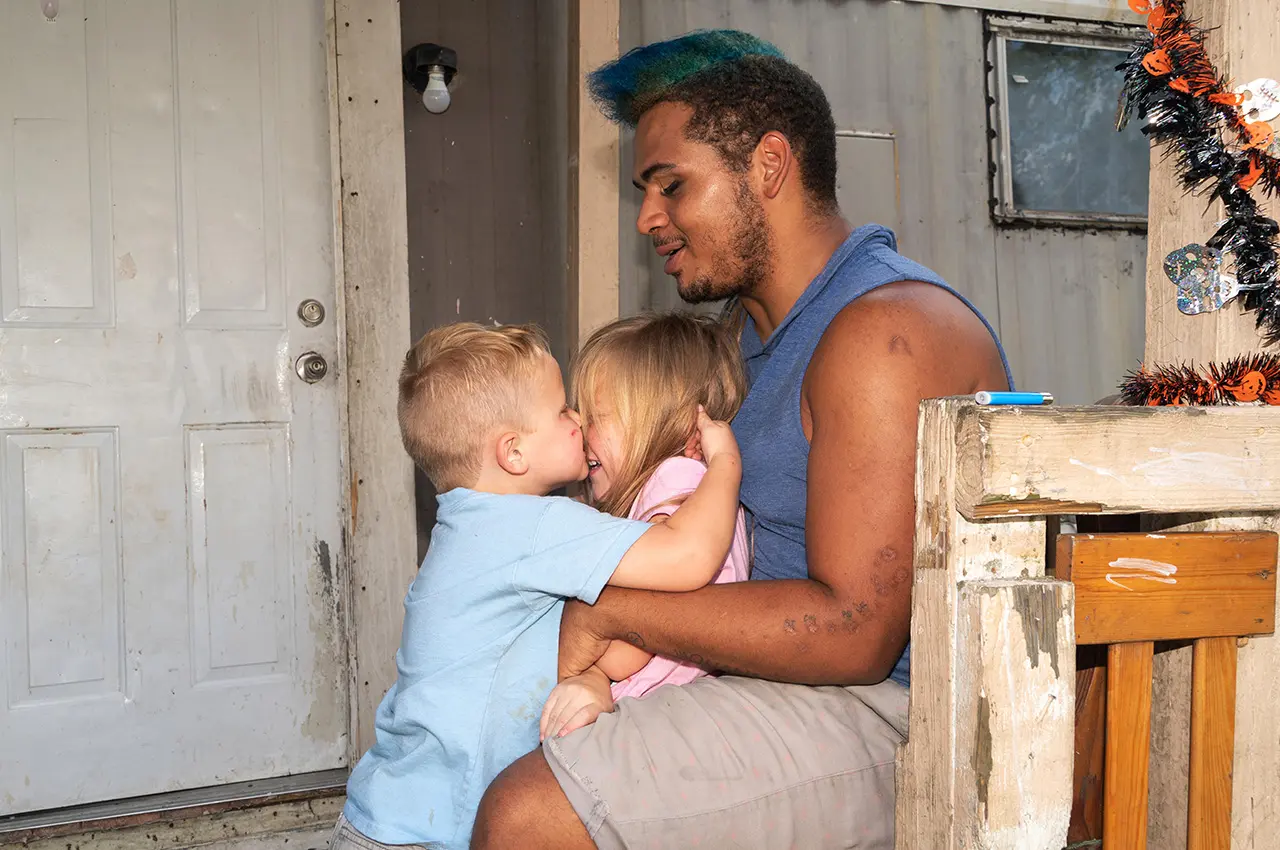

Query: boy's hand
left=540, top=667, right=614, bottom=741
left=692, top=405, right=740, bottom=467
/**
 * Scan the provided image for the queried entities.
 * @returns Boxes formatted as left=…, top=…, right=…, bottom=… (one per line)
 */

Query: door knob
left=295, top=352, right=329, bottom=383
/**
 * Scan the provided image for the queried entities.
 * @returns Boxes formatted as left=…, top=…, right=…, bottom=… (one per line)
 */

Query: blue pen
left=975, top=391, right=1054, bottom=406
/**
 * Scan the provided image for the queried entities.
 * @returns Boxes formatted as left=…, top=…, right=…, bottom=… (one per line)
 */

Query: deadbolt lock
left=297, top=299, right=326, bottom=327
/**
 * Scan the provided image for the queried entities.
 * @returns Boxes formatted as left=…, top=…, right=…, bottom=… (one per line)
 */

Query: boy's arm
left=595, top=639, right=652, bottom=681
left=607, top=411, right=741, bottom=592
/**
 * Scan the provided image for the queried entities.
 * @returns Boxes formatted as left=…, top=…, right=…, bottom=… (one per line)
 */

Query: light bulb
left=421, top=68, right=451, bottom=114
left=41, top=0, right=59, bottom=20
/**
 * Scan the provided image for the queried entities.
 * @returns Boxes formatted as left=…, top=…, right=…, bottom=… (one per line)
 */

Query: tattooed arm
left=559, top=287, right=1009, bottom=686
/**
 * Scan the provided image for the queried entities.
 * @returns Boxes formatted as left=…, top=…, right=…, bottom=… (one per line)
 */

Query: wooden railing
left=894, top=399, right=1280, bottom=850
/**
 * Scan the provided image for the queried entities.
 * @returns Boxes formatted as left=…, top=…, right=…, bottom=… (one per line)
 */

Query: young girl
left=540, top=312, right=750, bottom=739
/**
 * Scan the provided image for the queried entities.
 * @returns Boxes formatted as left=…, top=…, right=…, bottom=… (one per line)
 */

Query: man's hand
left=557, top=599, right=613, bottom=680
left=540, top=665, right=614, bottom=741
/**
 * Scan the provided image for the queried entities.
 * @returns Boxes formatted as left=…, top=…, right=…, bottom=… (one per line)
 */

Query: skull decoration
left=1236, top=78, right=1280, bottom=124
left=1163, top=244, right=1240, bottom=315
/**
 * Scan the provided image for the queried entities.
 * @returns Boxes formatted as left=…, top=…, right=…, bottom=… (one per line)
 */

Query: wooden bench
left=894, top=399, right=1280, bottom=850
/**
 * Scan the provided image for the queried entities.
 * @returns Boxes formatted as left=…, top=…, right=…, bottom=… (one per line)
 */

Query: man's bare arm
left=559, top=285, right=1009, bottom=685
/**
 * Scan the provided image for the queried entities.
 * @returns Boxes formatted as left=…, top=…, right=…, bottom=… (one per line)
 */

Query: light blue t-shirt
left=342, top=489, right=649, bottom=849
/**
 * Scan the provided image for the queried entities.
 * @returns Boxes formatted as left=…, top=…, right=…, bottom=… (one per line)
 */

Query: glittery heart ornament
left=1236, top=78, right=1280, bottom=124
left=1163, top=244, right=1239, bottom=315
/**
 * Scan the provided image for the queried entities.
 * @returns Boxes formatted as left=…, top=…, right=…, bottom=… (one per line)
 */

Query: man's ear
left=495, top=431, right=528, bottom=476
left=755, top=131, right=793, bottom=201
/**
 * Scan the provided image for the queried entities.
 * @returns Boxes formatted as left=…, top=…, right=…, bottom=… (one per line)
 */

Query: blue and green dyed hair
left=588, top=30, right=839, bottom=212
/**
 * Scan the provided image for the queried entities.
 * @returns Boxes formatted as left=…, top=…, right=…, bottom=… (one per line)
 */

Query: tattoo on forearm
left=623, top=631, right=647, bottom=650
left=783, top=603, right=876, bottom=637
left=779, top=548, right=912, bottom=638
left=671, top=649, right=707, bottom=668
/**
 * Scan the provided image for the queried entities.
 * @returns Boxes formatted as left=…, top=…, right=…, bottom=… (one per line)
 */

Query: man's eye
left=660, top=180, right=681, bottom=197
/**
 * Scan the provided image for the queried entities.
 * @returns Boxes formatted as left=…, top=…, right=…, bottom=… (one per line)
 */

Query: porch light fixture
left=403, top=43, right=457, bottom=114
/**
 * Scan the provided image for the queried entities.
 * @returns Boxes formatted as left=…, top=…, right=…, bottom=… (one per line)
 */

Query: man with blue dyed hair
left=474, top=30, right=1012, bottom=849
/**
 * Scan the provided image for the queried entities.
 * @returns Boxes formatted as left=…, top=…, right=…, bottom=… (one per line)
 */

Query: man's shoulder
left=803, top=281, right=1007, bottom=416
left=821, top=282, right=995, bottom=362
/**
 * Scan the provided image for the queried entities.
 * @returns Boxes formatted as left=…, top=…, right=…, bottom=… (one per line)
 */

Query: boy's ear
left=496, top=431, right=528, bottom=476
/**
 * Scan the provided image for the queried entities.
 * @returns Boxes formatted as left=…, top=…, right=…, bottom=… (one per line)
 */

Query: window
left=986, top=15, right=1150, bottom=227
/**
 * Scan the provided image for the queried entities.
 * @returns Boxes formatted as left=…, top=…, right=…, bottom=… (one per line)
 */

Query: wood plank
left=567, top=0, right=620, bottom=347
left=898, top=399, right=1050, bottom=849
left=952, top=403, right=1280, bottom=519
left=330, top=0, right=419, bottom=756
left=1069, top=645, right=1107, bottom=846
left=1188, top=637, right=1238, bottom=850
left=953, top=579, right=1075, bottom=849
left=899, top=401, right=965, bottom=850
left=1056, top=533, right=1278, bottom=644
left=1106, top=640, right=1155, bottom=850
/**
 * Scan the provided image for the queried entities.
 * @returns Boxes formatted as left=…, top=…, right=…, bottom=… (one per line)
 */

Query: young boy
left=331, top=323, right=741, bottom=850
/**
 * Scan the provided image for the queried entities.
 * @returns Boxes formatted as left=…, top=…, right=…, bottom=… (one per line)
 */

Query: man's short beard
left=677, top=180, right=772, bottom=305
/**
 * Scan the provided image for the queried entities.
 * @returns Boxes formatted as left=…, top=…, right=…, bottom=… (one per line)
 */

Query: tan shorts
left=542, top=675, right=909, bottom=850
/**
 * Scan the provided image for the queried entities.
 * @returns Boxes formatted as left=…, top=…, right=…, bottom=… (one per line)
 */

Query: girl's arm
left=595, top=639, right=653, bottom=681
left=607, top=409, right=740, bottom=592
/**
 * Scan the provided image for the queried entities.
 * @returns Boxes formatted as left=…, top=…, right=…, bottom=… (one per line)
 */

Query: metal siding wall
left=617, top=0, right=1146, bottom=405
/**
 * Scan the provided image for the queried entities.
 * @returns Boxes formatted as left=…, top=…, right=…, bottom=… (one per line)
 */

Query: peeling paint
left=1012, top=585, right=1062, bottom=677
left=974, top=693, right=993, bottom=819
left=316, top=540, right=334, bottom=600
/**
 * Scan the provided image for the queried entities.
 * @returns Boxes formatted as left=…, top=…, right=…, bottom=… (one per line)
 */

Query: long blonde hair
left=573, top=312, right=747, bottom=518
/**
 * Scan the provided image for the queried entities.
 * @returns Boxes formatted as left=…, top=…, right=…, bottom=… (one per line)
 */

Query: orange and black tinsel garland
left=1117, top=0, right=1280, bottom=341
left=1120, top=353, right=1280, bottom=405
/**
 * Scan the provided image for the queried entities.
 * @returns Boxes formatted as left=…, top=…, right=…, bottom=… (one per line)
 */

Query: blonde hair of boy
left=573, top=312, right=747, bottom=519
left=399, top=322, right=552, bottom=491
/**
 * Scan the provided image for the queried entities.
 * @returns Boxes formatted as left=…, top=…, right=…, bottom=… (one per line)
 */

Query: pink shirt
left=609, top=457, right=750, bottom=701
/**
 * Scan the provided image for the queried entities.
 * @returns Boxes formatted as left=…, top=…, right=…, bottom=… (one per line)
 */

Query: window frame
left=985, top=14, right=1149, bottom=229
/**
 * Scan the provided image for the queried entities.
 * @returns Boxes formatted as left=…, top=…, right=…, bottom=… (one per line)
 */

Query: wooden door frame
left=327, top=0, right=417, bottom=759
left=327, top=0, right=622, bottom=758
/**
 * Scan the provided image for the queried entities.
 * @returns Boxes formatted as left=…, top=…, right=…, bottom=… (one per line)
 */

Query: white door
left=0, top=0, right=347, bottom=814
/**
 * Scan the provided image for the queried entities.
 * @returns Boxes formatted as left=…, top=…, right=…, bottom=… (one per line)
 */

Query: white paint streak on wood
left=1108, top=558, right=1178, bottom=575
left=1069, top=457, right=1124, bottom=482
left=1131, top=447, right=1268, bottom=492
left=1104, top=554, right=1179, bottom=591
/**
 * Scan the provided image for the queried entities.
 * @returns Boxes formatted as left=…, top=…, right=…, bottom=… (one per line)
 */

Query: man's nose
left=636, top=194, right=669, bottom=235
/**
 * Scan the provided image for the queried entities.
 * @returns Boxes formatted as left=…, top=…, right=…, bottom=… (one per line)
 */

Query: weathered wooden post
left=896, top=400, right=1075, bottom=849
left=1141, top=0, right=1280, bottom=846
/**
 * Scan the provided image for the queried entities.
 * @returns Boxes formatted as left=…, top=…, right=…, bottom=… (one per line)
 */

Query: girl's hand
left=539, top=668, right=614, bottom=741
left=693, top=405, right=740, bottom=467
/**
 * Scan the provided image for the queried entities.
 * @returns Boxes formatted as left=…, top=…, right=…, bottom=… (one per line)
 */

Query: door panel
left=0, top=0, right=346, bottom=814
